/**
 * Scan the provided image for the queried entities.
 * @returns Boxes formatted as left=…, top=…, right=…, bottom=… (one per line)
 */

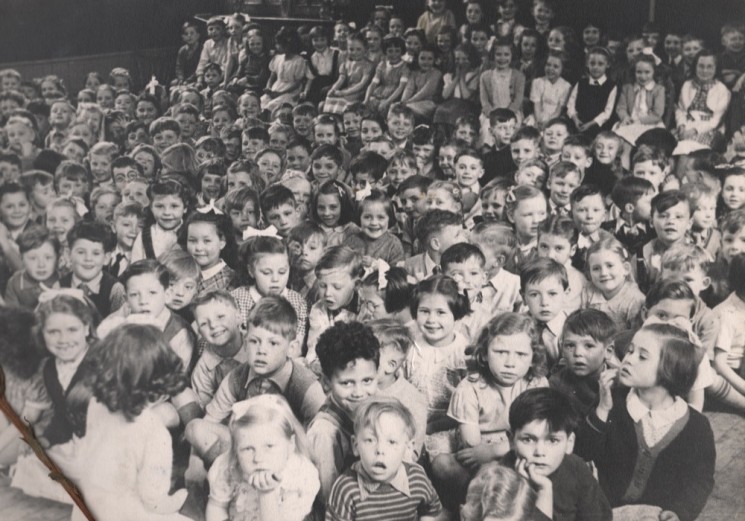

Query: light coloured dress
left=323, top=57, right=375, bottom=114
left=260, top=54, right=308, bottom=113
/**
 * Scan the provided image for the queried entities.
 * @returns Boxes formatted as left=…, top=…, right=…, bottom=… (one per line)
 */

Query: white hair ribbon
left=242, top=225, right=280, bottom=241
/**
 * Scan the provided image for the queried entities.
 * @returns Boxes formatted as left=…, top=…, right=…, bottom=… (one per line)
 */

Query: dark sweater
left=574, top=387, right=715, bottom=521
left=482, top=145, right=516, bottom=186
left=575, top=77, right=616, bottom=124
left=549, top=367, right=600, bottom=417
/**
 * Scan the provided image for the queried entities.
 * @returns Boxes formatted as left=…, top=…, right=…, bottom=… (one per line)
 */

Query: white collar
left=589, top=75, right=607, bottom=85
left=352, top=461, right=411, bottom=501
left=626, top=389, right=688, bottom=424
left=201, top=259, right=227, bottom=280
left=72, top=271, right=103, bottom=293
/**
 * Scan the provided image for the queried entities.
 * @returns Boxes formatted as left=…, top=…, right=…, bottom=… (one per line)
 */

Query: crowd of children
left=2, top=1, right=745, bottom=520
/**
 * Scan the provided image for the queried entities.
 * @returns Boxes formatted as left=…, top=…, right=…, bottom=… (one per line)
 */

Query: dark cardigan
left=574, top=387, right=715, bottom=521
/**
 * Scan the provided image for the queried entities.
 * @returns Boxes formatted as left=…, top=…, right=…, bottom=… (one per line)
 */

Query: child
left=60, top=220, right=126, bottom=317
left=311, top=180, right=358, bottom=247
left=230, top=236, right=308, bottom=351
left=45, top=197, right=81, bottom=276
left=454, top=148, right=485, bottom=199
left=585, top=131, right=625, bottom=198
left=342, top=103, right=364, bottom=156
left=550, top=309, right=618, bottom=415
left=325, top=397, right=443, bottom=520
left=560, top=134, right=593, bottom=179
left=287, top=221, right=326, bottom=303
left=401, top=209, right=467, bottom=282
left=472, top=221, right=523, bottom=310
left=349, top=151, right=388, bottom=195
left=509, top=125, right=542, bottom=173
left=345, top=190, right=406, bottom=265
left=434, top=313, right=549, bottom=506
left=19, top=170, right=55, bottom=224
left=576, top=322, right=715, bottom=521
left=401, top=45, right=442, bottom=122
left=182, top=209, right=239, bottom=293
left=417, top=0, right=456, bottom=44
left=581, top=237, right=645, bottom=331
left=570, top=184, right=610, bottom=272
left=460, top=463, right=537, bottom=521
left=547, top=161, right=582, bottom=218
left=90, top=185, right=121, bottom=225
left=719, top=23, right=745, bottom=88
left=508, top=387, right=612, bottom=521
left=386, top=103, right=416, bottom=149
left=196, top=16, right=229, bottom=86
left=255, top=148, right=285, bottom=187
left=427, top=180, right=464, bottom=216
left=159, top=248, right=202, bottom=322
left=206, top=395, right=320, bottom=521
left=480, top=39, right=526, bottom=145
left=712, top=253, right=745, bottom=402
left=307, top=321, right=380, bottom=505
left=260, top=185, right=301, bottom=239
left=69, top=324, right=190, bottom=521
left=529, top=51, right=572, bottom=128
left=411, top=124, right=438, bottom=179
left=682, top=181, right=721, bottom=258
left=603, top=176, right=656, bottom=256
left=386, top=149, right=418, bottom=192
left=131, top=179, right=190, bottom=262
left=482, top=109, right=518, bottom=185
left=505, top=185, right=548, bottom=271
left=175, top=20, right=202, bottom=85
left=364, top=36, right=409, bottom=117
left=567, top=47, right=618, bottom=138
left=310, top=144, right=345, bottom=188
left=4, top=227, right=59, bottom=308
left=537, top=216, right=587, bottom=313
left=721, top=165, right=745, bottom=215
left=540, top=118, right=571, bottom=167
left=150, top=117, right=181, bottom=154
left=197, top=159, right=227, bottom=206
left=261, top=27, right=308, bottom=113
left=479, top=177, right=511, bottom=222
left=303, top=26, right=340, bottom=105
left=323, top=32, right=374, bottom=115
left=440, top=242, right=490, bottom=339
left=614, top=54, right=666, bottom=145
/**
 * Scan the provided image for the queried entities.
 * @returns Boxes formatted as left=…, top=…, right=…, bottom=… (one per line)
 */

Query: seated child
left=602, top=176, right=656, bottom=257
left=460, top=463, right=537, bottom=521
left=106, top=202, right=144, bottom=279
left=307, top=321, right=380, bottom=506
left=224, top=186, right=260, bottom=243
left=441, top=242, right=492, bottom=342
left=537, top=216, right=587, bottom=313
left=325, top=397, right=443, bottom=521
left=681, top=182, right=721, bottom=259
left=712, top=253, right=745, bottom=405
left=159, top=248, right=202, bottom=324
left=550, top=309, right=618, bottom=415
left=584, top=131, right=625, bottom=198
left=471, top=221, right=523, bottom=312
left=479, top=177, right=511, bottom=222
left=344, top=189, right=406, bottom=266
left=481, top=109, right=518, bottom=184
left=259, top=185, right=302, bottom=239
left=131, top=179, right=189, bottom=262
left=394, top=175, right=433, bottom=254
left=287, top=221, right=327, bottom=305
left=547, top=161, right=582, bottom=218
left=505, top=388, right=612, bottom=521
left=570, top=184, right=611, bottom=273
left=539, top=117, right=572, bottom=167
left=4, top=227, right=60, bottom=308
left=182, top=209, right=239, bottom=294
left=400, top=209, right=467, bottom=282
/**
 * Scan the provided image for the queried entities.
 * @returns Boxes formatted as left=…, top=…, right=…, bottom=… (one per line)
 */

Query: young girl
left=406, top=276, right=471, bottom=444
left=480, top=40, right=526, bottom=146
left=460, top=463, right=538, bottom=521
left=302, top=26, right=340, bottom=105
left=4, top=114, right=40, bottom=171
left=584, top=131, right=625, bottom=198
left=261, top=26, right=308, bottom=114
left=46, top=196, right=82, bottom=276
left=545, top=26, right=582, bottom=83
left=344, top=189, right=406, bottom=266
left=721, top=165, right=745, bottom=215
left=427, top=180, right=464, bottom=215
left=528, top=51, right=571, bottom=128
left=435, top=44, right=481, bottom=131
left=514, top=29, right=545, bottom=86
left=404, top=28, right=426, bottom=65
left=323, top=32, right=374, bottom=115
left=581, top=237, right=645, bottom=330
left=182, top=208, right=240, bottom=294
left=505, top=186, right=548, bottom=270
left=311, top=180, right=359, bottom=247
left=613, top=55, right=666, bottom=146
left=459, top=1, right=487, bottom=44
left=131, top=144, right=162, bottom=181
left=236, top=30, right=270, bottom=95
left=576, top=322, right=715, bottom=521
left=131, top=179, right=190, bottom=262
left=225, top=186, right=260, bottom=243
left=434, top=313, right=549, bottom=505
left=366, top=25, right=384, bottom=66
left=206, top=395, right=319, bottom=521
left=69, top=323, right=190, bottom=521
left=364, top=36, right=409, bottom=117
left=230, top=236, right=308, bottom=353
left=401, top=45, right=442, bottom=122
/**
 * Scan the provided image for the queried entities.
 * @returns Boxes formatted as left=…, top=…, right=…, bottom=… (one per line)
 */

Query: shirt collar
left=201, top=260, right=227, bottom=280
left=545, top=311, right=567, bottom=336
left=615, top=220, right=647, bottom=234
left=626, top=389, right=688, bottom=423
left=352, top=461, right=411, bottom=502
left=245, top=358, right=293, bottom=392
left=72, top=271, right=103, bottom=293
left=590, top=75, right=607, bottom=85
left=635, top=82, right=655, bottom=92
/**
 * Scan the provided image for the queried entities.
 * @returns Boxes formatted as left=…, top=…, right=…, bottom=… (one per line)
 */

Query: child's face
left=0, top=161, right=21, bottom=184
left=499, top=0, right=517, bottom=19
left=30, top=182, right=56, bottom=210
left=722, top=227, right=745, bottom=263
left=548, top=172, right=580, bottom=206
left=511, top=139, right=539, bottom=166
left=354, top=411, right=411, bottom=483
left=645, top=298, right=694, bottom=327
left=418, top=50, right=435, bottom=70
left=436, top=33, right=452, bottom=53
left=515, top=165, right=547, bottom=188
left=234, top=422, right=293, bottom=477
left=399, top=187, right=429, bottom=219
left=493, top=45, right=513, bottom=69
left=385, top=44, right=404, bottom=64
left=652, top=202, right=691, bottom=245
left=229, top=200, right=258, bottom=232
left=211, top=110, right=232, bottom=137
left=426, top=187, right=460, bottom=214
left=521, top=35, right=538, bottom=60
left=632, top=190, right=654, bottom=222
left=226, top=171, right=253, bottom=191
left=343, top=112, right=362, bottom=138
left=538, top=233, right=575, bottom=266
left=153, top=129, right=180, bottom=153
left=5, top=122, right=35, bottom=154
left=311, top=156, right=341, bottom=185
left=663, top=266, right=711, bottom=296
left=61, top=141, right=86, bottom=163
left=311, top=35, right=329, bottom=52
left=524, top=276, right=567, bottom=323
left=692, top=195, right=717, bottom=230
left=586, top=53, right=609, bottom=79
left=587, top=250, right=629, bottom=296
left=492, top=119, right=517, bottom=147
left=285, top=178, right=312, bottom=216
left=316, top=193, right=343, bottom=227
left=560, top=146, right=591, bottom=172
left=286, top=146, right=311, bottom=172
left=510, top=196, right=547, bottom=241
left=265, top=202, right=300, bottom=237
left=532, top=1, right=555, bottom=24
left=572, top=193, right=606, bottom=235
left=126, top=273, right=167, bottom=316
left=127, top=128, right=150, bottom=152
left=46, top=205, right=76, bottom=241
left=482, top=189, right=507, bottom=221
left=250, top=252, right=290, bottom=296
left=487, top=332, right=534, bottom=385
left=94, top=193, right=119, bottom=224
left=353, top=172, right=376, bottom=194
left=318, top=266, right=357, bottom=311
left=454, top=124, right=477, bottom=146
left=632, top=160, right=665, bottom=190
left=49, top=103, right=74, bottom=128
left=293, top=114, right=313, bottom=137
left=547, top=30, right=565, bottom=52
left=122, top=181, right=149, bottom=208
left=387, top=114, right=414, bottom=143
left=166, top=276, right=198, bottom=310
left=257, top=152, right=283, bottom=186
left=723, top=175, right=745, bottom=211
left=201, top=172, right=224, bottom=201
left=70, top=238, right=109, bottom=282
left=113, top=214, right=141, bottom=251
left=58, top=176, right=88, bottom=198
left=347, top=38, right=367, bottom=61
left=22, top=241, right=57, bottom=282
left=416, top=293, right=456, bottom=346
left=0, top=192, right=30, bottom=230
left=723, top=30, right=745, bottom=54
left=314, top=123, right=337, bottom=146
left=182, top=25, right=199, bottom=45
left=359, top=284, right=387, bottom=322
left=113, top=166, right=141, bottom=193
left=115, top=94, right=135, bottom=115
left=89, top=154, right=113, bottom=183
left=334, top=23, right=350, bottom=42
left=203, top=68, right=222, bottom=88
left=625, top=38, right=644, bottom=63
left=240, top=138, right=262, bottom=159
left=133, top=151, right=156, bottom=179
left=269, top=130, right=289, bottom=150
left=413, top=143, right=436, bottom=170
left=635, top=60, right=655, bottom=86
left=288, top=233, right=325, bottom=272
left=187, top=221, right=225, bottom=269
left=513, top=420, right=574, bottom=477
left=238, top=96, right=260, bottom=122
left=246, top=324, right=294, bottom=377
left=248, top=35, right=264, bottom=55
left=151, top=194, right=186, bottom=231
left=1, top=74, right=21, bottom=92
left=42, top=312, right=89, bottom=363
left=444, top=256, right=486, bottom=296
left=593, top=137, right=620, bottom=165
left=682, top=40, right=703, bottom=64
left=543, top=124, right=569, bottom=153
left=388, top=18, right=403, bottom=37
left=583, top=25, right=601, bottom=47
left=361, top=120, right=383, bottom=144
left=405, top=35, right=422, bottom=56
left=664, top=34, right=682, bottom=57
left=377, top=344, right=406, bottom=388
left=437, top=146, right=456, bottom=178
left=618, top=329, right=663, bottom=389
left=562, top=332, right=608, bottom=377
left=135, top=101, right=158, bottom=125
left=436, top=224, right=469, bottom=254
left=544, top=55, right=563, bottom=81
left=328, top=358, right=378, bottom=414
left=455, top=155, right=484, bottom=188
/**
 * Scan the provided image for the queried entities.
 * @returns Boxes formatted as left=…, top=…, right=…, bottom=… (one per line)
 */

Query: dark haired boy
left=547, top=161, right=582, bottom=218
left=60, top=220, right=126, bottom=316
left=288, top=221, right=327, bottom=304
left=601, top=176, right=656, bottom=257
left=260, top=185, right=301, bottom=238
left=307, top=321, right=380, bottom=507
left=107, top=202, right=144, bottom=278
left=4, top=226, right=60, bottom=308
left=570, top=184, right=611, bottom=272
left=349, top=150, right=388, bottom=194
left=442, top=242, right=492, bottom=341
left=149, top=117, right=182, bottom=154
left=310, top=143, right=345, bottom=188
left=400, top=209, right=467, bottom=282
left=482, top=108, right=518, bottom=185
left=505, top=388, right=612, bottom=521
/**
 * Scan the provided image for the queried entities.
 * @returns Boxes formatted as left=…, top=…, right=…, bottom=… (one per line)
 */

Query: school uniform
left=399, top=252, right=440, bottom=282
left=59, top=271, right=126, bottom=317
left=602, top=218, right=655, bottom=258
left=567, top=75, right=618, bottom=137
left=105, top=246, right=131, bottom=279
left=42, top=350, right=92, bottom=446
left=197, top=260, right=238, bottom=294
left=4, top=271, right=59, bottom=309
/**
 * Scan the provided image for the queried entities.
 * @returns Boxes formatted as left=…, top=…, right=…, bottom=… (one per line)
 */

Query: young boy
left=570, top=184, right=610, bottom=272
left=506, top=388, right=612, bottom=521
left=59, top=221, right=126, bottom=316
left=342, top=103, right=364, bottom=156
left=0, top=153, right=22, bottom=185
left=3, top=226, right=59, bottom=308
left=111, top=156, right=145, bottom=194
left=509, top=125, right=542, bottom=172
left=292, top=102, right=318, bottom=139
left=46, top=100, right=75, bottom=152
left=719, top=23, right=745, bottom=88
left=286, top=138, right=313, bottom=174
left=386, top=149, right=418, bottom=193
left=537, top=216, right=587, bottom=313
left=288, top=221, right=327, bottom=304
left=549, top=309, right=617, bottom=415
left=471, top=221, right=523, bottom=311
left=541, top=117, right=572, bottom=167
left=394, top=175, right=433, bottom=254
left=18, top=170, right=55, bottom=225
left=310, top=144, right=345, bottom=188
left=712, top=253, right=745, bottom=405
left=160, top=248, right=202, bottom=323
left=482, top=109, right=518, bottom=185
left=307, top=321, right=380, bottom=507
left=602, top=176, right=656, bottom=257
left=400, top=209, right=467, bottom=282
left=241, top=126, right=269, bottom=160
left=186, top=296, right=325, bottom=463
left=631, top=144, right=669, bottom=193
left=442, top=242, right=492, bottom=341
left=88, top=142, right=119, bottom=187
left=386, top=103, right=416, bottom=149
left=365, top=135, right=397, bottom=161
left=259, top=185, right=301, bottom=238
left=149, top=117, right=181, bottom=154
left=350, top=151, right=388, bottom=196
left=454, top=148, right=485, bottom=196
left=325, top=397, right=443, bottom=521
left=173, top=103, right=200, bottom=144
left=560, top=135, right=593, bottom=180
left=682, top=182, right=721, bottom=259
left=479, top=177, right=511, bottom=222
left=107, top=202, right=143, bottom=278
left=547, top=161, right=582, bottom=218
left=521, top=258, right=570, bottom=368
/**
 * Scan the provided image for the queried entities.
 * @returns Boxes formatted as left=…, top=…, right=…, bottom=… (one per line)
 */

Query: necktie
left=248, top=377, right=279, bottom=397
left=78, top=283, right=92, bottom=297
left=432, top=265, right=442, bottom=276
left=111, top=253, right=126, bottom=277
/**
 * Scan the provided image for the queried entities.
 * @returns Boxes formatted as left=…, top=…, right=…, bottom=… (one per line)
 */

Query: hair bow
left=196, top=199, right=224, bottom=215
left=641, top=47, right=662, bottom=66
left=242, top=225, right=280, bottom=240
left=355, top=182, right=373, bottom=202
left=642, top=315, right=703, bottom=348
left=146, top=75, right=160, bottom=96
left=377, top=259, right=391, bottom=290
left=281, top=169, right=309, bottom=183
left=37, top=286, right=87, bottom=305
left=505, top=187, right=517, bottom=203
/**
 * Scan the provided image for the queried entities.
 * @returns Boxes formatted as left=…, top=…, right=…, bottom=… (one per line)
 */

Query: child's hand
left=659, top=511, right=681, bottom=521
left=248, top=470, right=282, bottom=493
left=361, top=255, right=375, bottom=268
left=455, top=445, right=498, bottom=469
left=515, top=457, right=552, bottom=491
left=597, top=368, right=618, bottom=419
left=579, top=121, right=597, bottom=132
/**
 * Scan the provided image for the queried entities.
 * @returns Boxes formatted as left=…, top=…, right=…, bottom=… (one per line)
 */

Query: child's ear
left=569, top=243, right=578, bottom=257
left=640, top=305, right=648, bottom=321
left=103, top=251, right=112, bottom=265
left=584, top=157, right=593, bottom=169
left=565, top=432, right=576, bottom=454
left=624, top=203, right=635, bottom=215
left=289, top=338, right=300, bottom=356
left=702, top=276, right=711, bottom=290
left=430, top=236, right=441, bottom=253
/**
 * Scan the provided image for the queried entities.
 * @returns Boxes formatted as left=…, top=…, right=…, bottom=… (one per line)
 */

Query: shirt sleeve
left=306, top=419, right=344, bottom=503
left=279, top=455, right=321, bottom=521
left=169, top=329, right=194, bottom=371
left=138, top=418, right=186, bottom=513
left=205, top=369, right=238, bottom=423
left=592, top=85, right=618, bottom=127
left=109, top=282, right=126, bottom=313
left=566, top=83, right=579, bottom=119
left=207, top=452, right=235, bottom=506
left=300, top=380, right=327, bottom=424
left=447, top=379, right=480, bottom=426
left=191, top=355, right=217, bottom=407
